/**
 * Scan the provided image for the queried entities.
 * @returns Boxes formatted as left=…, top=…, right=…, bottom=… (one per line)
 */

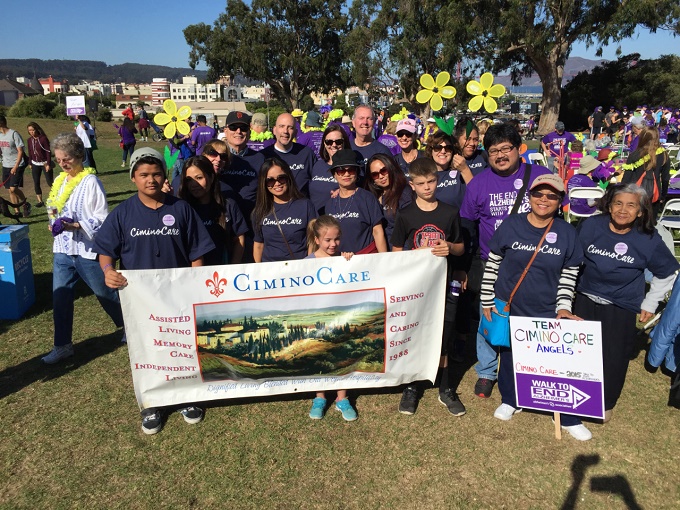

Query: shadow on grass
left=0, top=330, right=123, bottom=400
left=560, top=454, right=642, bottom=510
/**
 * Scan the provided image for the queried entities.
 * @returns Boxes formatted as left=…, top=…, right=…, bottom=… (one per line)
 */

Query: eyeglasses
left=227, top=124, right=248, bottom=132
left=203, top=149, right=229, bottom=160
left=370, top=167, right=389, bottom=180
left=433, top=144, right=453, bottom=154
left=396, top=130, right=414, bottom=138
left=529, top=190, right=561, bottom=201
left=334, top=167, right=357, bottom=176
left=324, top=138, right=344, bottom=147
left=265, top=175, right=289, bottom=188
left=487, top=145, right=516, bottom=157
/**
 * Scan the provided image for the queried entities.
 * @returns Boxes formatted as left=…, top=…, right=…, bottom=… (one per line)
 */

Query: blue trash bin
left=0, top=225, right=36, bottom=320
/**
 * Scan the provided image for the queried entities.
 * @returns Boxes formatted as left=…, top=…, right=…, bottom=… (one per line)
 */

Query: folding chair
left=658, top=198, right=680, bottom=259
left=565, top=187, right=605, bottom=223
left=666, top=146, right=680, bottom=171
left=528, top=152, right=548, bottom=167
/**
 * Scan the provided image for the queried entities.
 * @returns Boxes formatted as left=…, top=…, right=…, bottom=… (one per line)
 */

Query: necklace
left=47, top=168, right=96, bottom=213
left=622, top=148, right=665, bottom=171
left=402, top=149, right=418, bottom=163
left=336, top=189, right=356, bottom=216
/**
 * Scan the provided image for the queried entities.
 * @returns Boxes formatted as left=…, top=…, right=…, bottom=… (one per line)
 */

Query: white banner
left=119, top=250, right=446, bottom=409
left=66, top=95, right=86, bottom=116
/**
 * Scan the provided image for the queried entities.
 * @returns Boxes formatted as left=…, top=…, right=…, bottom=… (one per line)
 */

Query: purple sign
left=515, top=373, right=604, bottom=419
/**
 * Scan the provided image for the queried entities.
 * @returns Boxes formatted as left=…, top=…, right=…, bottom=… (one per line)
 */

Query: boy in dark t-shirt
left=391, top=158, right=466, bottom=417
left=95, top=148, right=214, bottom=436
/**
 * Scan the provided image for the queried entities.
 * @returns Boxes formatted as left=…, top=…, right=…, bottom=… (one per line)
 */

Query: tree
left=346, top=0, right=467, bottom=114
left=561, top=53, right=680, bottom=129
left=184, top=0, right=350, bottom=109
left=448, top=0, right=680, bottom=134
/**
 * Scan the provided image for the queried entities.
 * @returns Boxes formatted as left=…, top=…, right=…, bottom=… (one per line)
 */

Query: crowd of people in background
left=2, top=98, right=678, bottom=440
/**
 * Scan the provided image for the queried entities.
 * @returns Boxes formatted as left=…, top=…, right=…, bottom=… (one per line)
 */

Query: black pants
left=31, top=163, right=53, bottom=196
left=574, top=293, right=637, bottom=410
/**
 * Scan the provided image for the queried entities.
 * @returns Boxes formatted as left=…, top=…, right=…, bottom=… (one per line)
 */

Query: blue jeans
left=53, top=253, right=124, bottom=346
left=475, top=302, right=498, bottom=380
left=122, top=143, right=136, bottom=164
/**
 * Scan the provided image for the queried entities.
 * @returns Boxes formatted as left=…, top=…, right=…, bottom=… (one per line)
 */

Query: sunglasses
left=324, top=138, right=344, bottom=147
left=266, top=175, right=289, bottom=188
left=529, top=190, right=561, bottom=201
left=227, top=124, right=248, bottom=132
left=370, top=167, right=389, bottom=180
left=433, top=144, right=453, bottom=153
left=203, top=149, right=229, bottom=160
left=396, top=130, right=414, bottom=138
left=334, top=167, right=357, bottom=176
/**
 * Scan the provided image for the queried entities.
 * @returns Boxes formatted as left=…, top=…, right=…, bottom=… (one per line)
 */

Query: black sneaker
left=141, top=409, right=163, bottom=435
left=399, top=386, right=419, bottom=415
left=474, top=378, right=495, bottom=398
left=438, top=389, right=466, bottom=416
left=35, top=201, right=45, bottom=208
left=180, top=406, right=204, bottom=424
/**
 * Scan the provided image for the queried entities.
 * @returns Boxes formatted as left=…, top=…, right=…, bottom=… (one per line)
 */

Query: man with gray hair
left=350, top=105, right=391, bottom=171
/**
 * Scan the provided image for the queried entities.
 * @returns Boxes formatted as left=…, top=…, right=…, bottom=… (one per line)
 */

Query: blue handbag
left=479, top=298, right=511, bottom=348
left=478, top=218, right=554, bottom=349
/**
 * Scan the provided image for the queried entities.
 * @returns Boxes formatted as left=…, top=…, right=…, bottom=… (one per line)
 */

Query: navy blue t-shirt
left=309, top=160, right=338, bottom=213
left=253, top=198, right=317, bottom=262
left=261, top=143, right=316, bottom=196
left=577, top=214, right=679, bottom=312
left=466, top=151, right=488, bottom=176
left=395, top=151, right=422, bottom=179
left=324, top=187, right=384, bottom=253
left=94, top=194, right=215, bottom=270
left=489, top=213, right=583, bottom=318
left=220, top=149, right=265, bottom=219
left=382, top=186, right=413, bottom=249
left=193, top=197, right=248, bottom=266
left=351, top=139, right=392, bottom=174
left=435, top=169, right=466, bottom=209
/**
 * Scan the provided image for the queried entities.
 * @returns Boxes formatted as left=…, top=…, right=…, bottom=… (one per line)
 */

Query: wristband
left=102, top=264, right=113, bottom=272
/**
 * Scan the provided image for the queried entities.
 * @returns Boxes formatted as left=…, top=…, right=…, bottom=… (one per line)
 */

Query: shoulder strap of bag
left=271, top=206, right=296, bottom=259
left=510, top=163, right=532, bottom=215
left=504, top=217, right=554, bottom=311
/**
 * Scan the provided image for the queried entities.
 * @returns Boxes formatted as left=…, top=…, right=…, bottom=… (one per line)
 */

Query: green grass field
left=0, top=117, right=678, bottom=509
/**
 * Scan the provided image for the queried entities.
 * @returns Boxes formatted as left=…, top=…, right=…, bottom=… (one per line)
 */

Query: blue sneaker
left=309, top=397, right=326, bottom=419
left=335, top=398, right=358, bottom=421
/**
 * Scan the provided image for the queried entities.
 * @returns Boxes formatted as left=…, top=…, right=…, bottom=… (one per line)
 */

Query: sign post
left=510, top=317, right=604, bottom=440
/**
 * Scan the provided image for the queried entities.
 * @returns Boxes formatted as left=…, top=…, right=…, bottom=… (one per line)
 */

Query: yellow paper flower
left=153, top=99, right=192, bottom=139
left=416, top=72, right=456, bottom=112
left=466, top=73, right=506, bottom=113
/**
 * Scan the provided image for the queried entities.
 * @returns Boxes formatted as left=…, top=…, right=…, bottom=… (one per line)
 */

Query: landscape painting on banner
left=196, top=290, right=386, bottom=381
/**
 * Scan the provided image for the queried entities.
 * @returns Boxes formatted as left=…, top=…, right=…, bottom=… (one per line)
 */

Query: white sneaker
left=42, top=344, right=74, bottom=364
left=494, top=403, right=522, bottom=421
left=562, top=423, right=592, bottom=441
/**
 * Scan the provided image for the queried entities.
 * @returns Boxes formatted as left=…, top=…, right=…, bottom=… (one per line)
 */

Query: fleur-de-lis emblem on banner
left=206, top=271, right=227, bottom=297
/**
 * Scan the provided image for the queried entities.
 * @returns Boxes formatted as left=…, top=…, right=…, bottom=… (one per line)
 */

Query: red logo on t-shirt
left=413, top=224, right=445, bottom=248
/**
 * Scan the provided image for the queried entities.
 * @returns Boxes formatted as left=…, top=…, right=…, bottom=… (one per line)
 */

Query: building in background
left=152, top=78, right=170, bottom=107
left=38, top=75, right=69, bottom=94
left=0, top=78, right=42, bottom=106
left=170, top=76, right=221, bottom=103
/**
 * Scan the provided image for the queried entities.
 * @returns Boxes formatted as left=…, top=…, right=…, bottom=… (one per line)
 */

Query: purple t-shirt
left=191, top=125, right=217, bottom=155
left=253, top=198, right=317, bottom=262
left=541, top=131, right=576, bottom=156
left=309, top=160, right=337, bottom=213
left=564, top=174, right=597, bottom=216
left=247, top=138, right=275, bottom=152
left=377, top=134, right=401, bottom=156
left=460, top=163, right=552, bottom=259
left=261, top=143, right=316, bottom=197
left=325, top=188, right=384, bottom=253
left=297, top=131, right=325, bottom=159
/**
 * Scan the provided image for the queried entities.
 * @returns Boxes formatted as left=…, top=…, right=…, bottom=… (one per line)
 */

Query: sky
left=2, top=1, right=678, bottom=71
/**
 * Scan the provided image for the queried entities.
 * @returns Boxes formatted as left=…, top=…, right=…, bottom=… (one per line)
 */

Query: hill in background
left=0, top=59, right=208, bottom=84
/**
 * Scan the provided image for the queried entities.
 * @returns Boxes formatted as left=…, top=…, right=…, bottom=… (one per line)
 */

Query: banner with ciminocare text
left=118, top=250, right=446, bottom=409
